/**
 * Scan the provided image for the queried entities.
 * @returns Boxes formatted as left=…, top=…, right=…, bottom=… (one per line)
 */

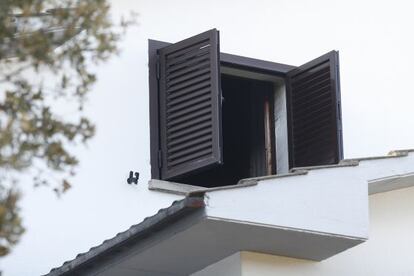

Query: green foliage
left=0, top=0, right=135, bottom=257
left=0, top=187, right=24, bottom=257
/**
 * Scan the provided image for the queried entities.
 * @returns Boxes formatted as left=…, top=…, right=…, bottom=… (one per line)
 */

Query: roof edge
left=45, top=196, right=205, bottom=276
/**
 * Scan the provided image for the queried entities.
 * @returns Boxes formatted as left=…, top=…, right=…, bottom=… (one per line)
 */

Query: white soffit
left=369, top=172, right=414, bottom=194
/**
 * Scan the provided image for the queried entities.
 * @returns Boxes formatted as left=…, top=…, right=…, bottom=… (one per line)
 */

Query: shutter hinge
left=156, top=54, right=160, bottom=80
left=158, top=150, right=163, bottom=168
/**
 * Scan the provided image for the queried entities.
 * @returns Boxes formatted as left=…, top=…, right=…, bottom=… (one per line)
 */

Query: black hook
left=127, top=171, right=139, bottom=185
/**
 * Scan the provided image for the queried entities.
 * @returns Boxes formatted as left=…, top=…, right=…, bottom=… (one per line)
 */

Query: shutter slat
left=167, top=87, right=211, bottom=107
left=290, top=63, right=330, bottom=87
left=159, top=29, right=222, bottom=179
left=166, top=38, right=210, bottom=59
left=167, top=60, right=210, bottom=80
left=167, top=45, right=210, bottom=67
left=168, top=125, right=212, bottom=145
left=167, top=114, right=211, bottom=134
left=291, top=68, right=330, bottom=91
left=294, top=82, right=331, bottom=104
left=167, top=148, right=213, bottom=168
left=168, top=82, right=210, bottom=100
left=168, top=141, right=212, bottom=161
left=167, top=54, right=210, bottom=74
left=293, top=116, right=332, bottom=137
left=168, top=100, right=211, bottom=120
left=166, top=106, right=211, bottom=127
left=167, top=67, right=210, bottom=87
left=287, top=51, right=343, bottom=168
left=294, top=136, right=335, bottom=156
left=167, top=74, right=210, bottom=92
left=297, top=147, right=336, bottom=160
left=168, top=134, right=213, bottom=154
left=291, top=76, right=331, bottom=99
left=292, top=97, right=332, bottom=120
left=292, top=103, right=332, bottom=124
left=292, top=89, right=332, bottom=111
left=294, top=125, right=333, bottom=146
left=168, top=93, right=211, bottom=113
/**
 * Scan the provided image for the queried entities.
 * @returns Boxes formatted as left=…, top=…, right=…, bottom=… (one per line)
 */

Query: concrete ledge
left=148, top=179, right=205, bottom=195
left=148, top=179, right=258, bottom=196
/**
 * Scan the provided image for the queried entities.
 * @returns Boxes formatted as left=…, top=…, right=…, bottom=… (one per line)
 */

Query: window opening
left=173, top=68, right=285, bottom=187
left=149, top=29, right=343, bottom=188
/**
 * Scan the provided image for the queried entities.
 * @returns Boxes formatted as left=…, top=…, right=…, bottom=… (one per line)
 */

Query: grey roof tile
left=44, top=196, right=204, bottom=276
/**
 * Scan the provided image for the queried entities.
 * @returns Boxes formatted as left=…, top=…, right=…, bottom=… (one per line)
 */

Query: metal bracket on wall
left=127, top=171, right=139, bottom=185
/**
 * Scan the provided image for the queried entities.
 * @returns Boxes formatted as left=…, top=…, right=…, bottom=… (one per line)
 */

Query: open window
left=149, top=29, right=343, bottom=187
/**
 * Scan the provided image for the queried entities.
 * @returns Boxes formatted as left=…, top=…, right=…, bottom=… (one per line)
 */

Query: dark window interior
left=171, top=73, right=276, bottom=187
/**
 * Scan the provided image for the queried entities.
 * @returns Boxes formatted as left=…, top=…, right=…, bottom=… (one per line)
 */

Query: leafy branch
left=0, top=0, right=136, bottom=257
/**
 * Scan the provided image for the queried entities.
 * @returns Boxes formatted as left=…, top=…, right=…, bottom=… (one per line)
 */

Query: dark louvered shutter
left=286, top=51, right=343, bottom=168
left=158, top=29, right=222, bottom=180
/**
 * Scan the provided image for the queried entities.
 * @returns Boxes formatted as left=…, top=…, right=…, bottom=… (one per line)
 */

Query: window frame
left=148, top=39, right=297, bottom=179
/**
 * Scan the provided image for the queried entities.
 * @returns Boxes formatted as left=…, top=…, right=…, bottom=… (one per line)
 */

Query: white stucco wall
left=2, top=0, right=414, bottom=275
left=191, top=252, right=242, bottom=276
left=206, top=166, right=369, bottom=239
left=241, top=186, right=414, bottom=276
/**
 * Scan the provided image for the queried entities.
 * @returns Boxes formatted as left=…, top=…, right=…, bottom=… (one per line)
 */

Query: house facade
left=44, top=150, right=414, bottom=275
